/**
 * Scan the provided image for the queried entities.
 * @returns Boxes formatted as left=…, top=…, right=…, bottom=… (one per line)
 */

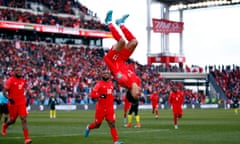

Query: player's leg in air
left=104, top=10, right=126, bottom=78
left=105, top=10, right=126, bottom=53
left=115, top=13, right=138, bottom=55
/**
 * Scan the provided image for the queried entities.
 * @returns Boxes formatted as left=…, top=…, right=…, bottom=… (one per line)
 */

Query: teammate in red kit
left=84, top=69, right=123, bottom=144
left=150, top=89, right=159, bottom=119
left=168, top=86, right=184, bottom=129
left=122, top=93, right=131, bottom=124
left=103, top=10, right=141, bottom=103
left=2, top=66, right=32, bottom=144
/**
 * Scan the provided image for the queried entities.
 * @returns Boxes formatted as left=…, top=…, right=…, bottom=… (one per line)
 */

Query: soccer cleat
left=174, top=125, right=178, bottom=129
left=114, top=141, right=124, bottom=144
left=1, top=123, right=7, bottom=136
left=105, top=10, right=113, bottom=24
left=155, top=115, right=159, bottom=119
left=24, top=138, right=32, bottom=144
left=84, top=126, right=90, bottom=137
left=115, top=14, right=129, bottom=26
left=134, top=123, right=141, bottom=128
left=124, top=123, right=131, bottom=128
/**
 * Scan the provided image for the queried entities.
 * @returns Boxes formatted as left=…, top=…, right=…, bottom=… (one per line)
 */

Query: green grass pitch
left=0, top=108, right=240, bottom=144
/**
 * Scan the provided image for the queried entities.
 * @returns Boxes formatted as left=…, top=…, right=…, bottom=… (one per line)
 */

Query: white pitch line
left=0, top=129, right=170, bottom=139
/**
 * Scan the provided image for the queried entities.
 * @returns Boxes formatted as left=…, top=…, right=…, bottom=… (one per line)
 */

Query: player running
left=168, top=85, right=184, bottom=129
left=84, top=69, right=123, bottom=144
left=2, top=66, right=32, bottom=144
left=150, top=89, right=159, bottom=119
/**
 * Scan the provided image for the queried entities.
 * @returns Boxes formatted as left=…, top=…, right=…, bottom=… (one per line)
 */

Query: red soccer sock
left=108, top=23, right=122, bottom=41
left=178, top=114, right=182, bottom=119
left=110, top=127, right=118, bottom=142
left=174, top=115, right=178, bottom=125
left=23, top=128, right=29, bottom=139
left=156, top=110, right=158, bottom=116
left=120, top=25, right=135, bottom=41
left=124, top=113, right=127, bottom=118
left=88, top=123, right=96, bottom=130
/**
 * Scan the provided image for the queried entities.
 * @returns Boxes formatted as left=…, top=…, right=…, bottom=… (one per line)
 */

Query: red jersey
left=168, top=91, right=184, bottom=115
left=104, top=48, right=141, bottom=89
left=4, top=76, right=27, bottom=105
left=90, top=80, right=115, bottom=108
left=150, top=92, right=159, bottom=106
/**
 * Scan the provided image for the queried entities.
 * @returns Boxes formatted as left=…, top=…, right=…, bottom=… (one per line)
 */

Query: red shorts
left=106, top=47, right=132, bottom=62
left=172, top=106, right=183, bottom=115
left=8, top=104, right=28, bottom=120
left=119, top=47, right=132, bottom=61
left=95, top=106, right=116, bottom=123
left=152, top=103, right=159, bottom=110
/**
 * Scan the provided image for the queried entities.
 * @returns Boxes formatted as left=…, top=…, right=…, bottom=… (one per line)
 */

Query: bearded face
left=101, top=70, right=110, bottom=81
left=15, top=67, right=22, bottom=78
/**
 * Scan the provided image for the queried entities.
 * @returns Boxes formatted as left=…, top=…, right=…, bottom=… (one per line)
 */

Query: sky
left=79, top=0, right=240, bottom=67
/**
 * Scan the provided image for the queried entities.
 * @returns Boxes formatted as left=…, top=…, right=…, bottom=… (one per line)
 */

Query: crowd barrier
left=28, top=103, right=229, bottom=111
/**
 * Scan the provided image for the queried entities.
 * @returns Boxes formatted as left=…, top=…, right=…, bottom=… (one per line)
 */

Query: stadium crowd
left=210, top=66, right=240, bottom=102
left=0, top=39, right=212, bottom=106
left=0, top=0, right=109, bottom=31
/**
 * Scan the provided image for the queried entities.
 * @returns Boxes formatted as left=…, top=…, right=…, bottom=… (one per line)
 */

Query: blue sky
left=80, top=0, right=240, bottom=67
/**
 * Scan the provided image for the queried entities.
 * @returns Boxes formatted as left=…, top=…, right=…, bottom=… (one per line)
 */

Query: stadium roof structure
left=154, top=0, right=240, bottom=10
left=146, top=0, right=240, bottom=65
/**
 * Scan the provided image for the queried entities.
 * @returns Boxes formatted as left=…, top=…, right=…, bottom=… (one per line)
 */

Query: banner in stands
left=152, top=18, right=184, bottom=33
left=0, top=21, right=112, bottom=38
left=56, top=105, right=77, bottom=110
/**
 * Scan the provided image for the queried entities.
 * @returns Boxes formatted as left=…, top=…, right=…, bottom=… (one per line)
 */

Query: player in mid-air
left=150, top=89, right=159, bottom=119
left=103, top=10, right=142, bottom=103
left=168, top=85, right=184, bottom=129
left=84, top=69, right=123, bottom=144
left=2, top=66, right=32, bottom=144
